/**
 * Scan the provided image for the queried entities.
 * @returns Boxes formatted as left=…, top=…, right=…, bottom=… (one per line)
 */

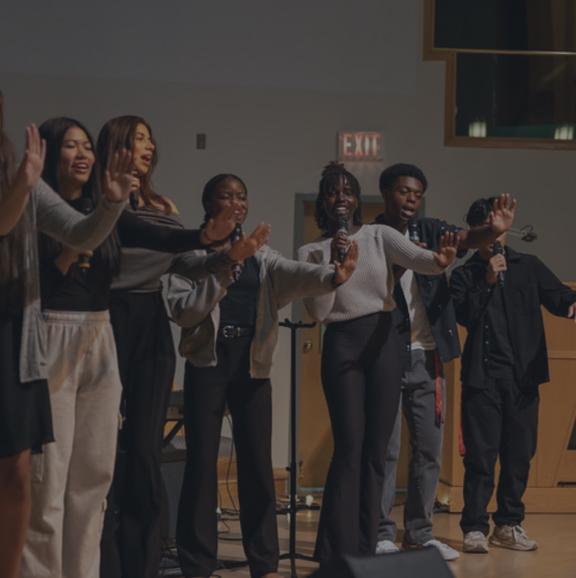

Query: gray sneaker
left=422, top=539, right=460, bottom=561
left=489, top=525, right=538, bottom=551
left=375, top=539, right=400, bottom=554
left=463, top=531, right=489, bottom=553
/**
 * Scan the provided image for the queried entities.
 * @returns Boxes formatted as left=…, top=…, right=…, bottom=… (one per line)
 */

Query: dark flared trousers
left=460, top=378, right=539, bottom=535
left=100, top=291, right=175, bottom=578
left=177, top=335, right=279, bottom=578
left=315, top=312, right=404, bottom=563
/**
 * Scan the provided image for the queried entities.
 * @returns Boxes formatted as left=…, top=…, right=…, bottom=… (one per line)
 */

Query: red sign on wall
left=338, top=131, right=383, bottom=162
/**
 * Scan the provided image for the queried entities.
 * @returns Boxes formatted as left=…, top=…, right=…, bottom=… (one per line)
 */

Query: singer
left=451, top=197, right=576, bottom=554
left=96, top=118, right=270, bottom=578
left=0, top=125, right=132, bottom=578
left=166, top=173, right=357, bottom=578
left=373, top=164, right=516, bottom=560
left=297, top=163, right=458, bottom=566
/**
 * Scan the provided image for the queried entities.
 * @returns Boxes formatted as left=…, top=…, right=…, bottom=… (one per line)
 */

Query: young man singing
left=374, top=164, right=516, bottom=560
left=451, top=197, right=576, bottom=553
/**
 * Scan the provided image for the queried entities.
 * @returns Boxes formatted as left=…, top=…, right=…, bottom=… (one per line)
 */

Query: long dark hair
left=38, top=117, right=120, bottom=276
left=97, top=115, right=173, bottom=214
left=201, top=173, right=248, bottom=223
left=0, top=129, right=33, bottom=309
left=315, top=162, right=363, bottom=234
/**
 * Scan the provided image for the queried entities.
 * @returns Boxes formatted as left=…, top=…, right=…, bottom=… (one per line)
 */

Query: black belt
left=218, top=324, right=254, bottom=340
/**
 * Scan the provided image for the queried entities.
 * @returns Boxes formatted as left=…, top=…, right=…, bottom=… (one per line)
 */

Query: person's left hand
left=200, top=205, right=237, bottom=245
left=334, top=240, right=358, bottom=286
left=102, top=149, right=139, bottom=203
left=227, top=223, right=271, bottom=262
left=433, top=231, right=458, bottom=269
left=489, top=193, right=517, bottom=235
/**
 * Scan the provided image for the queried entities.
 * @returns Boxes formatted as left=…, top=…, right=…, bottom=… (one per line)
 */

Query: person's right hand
left=227, top=223, right=271, bottom=262
left=55, top=247, right=93, bottom=274
left=486, top=253, right=506, bottom=285
left=13, top=124, right=46, bottom=192
left=102, top=149, right=138, bottom=203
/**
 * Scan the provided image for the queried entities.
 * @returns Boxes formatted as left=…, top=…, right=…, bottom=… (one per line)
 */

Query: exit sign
left=338, top=131, right=383, bottom=162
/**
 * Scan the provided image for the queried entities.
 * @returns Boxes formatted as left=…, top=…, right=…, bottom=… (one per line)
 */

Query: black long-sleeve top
left=40, top=209, right=207, bottom=311
left=450, top=247, right=576, bottom=389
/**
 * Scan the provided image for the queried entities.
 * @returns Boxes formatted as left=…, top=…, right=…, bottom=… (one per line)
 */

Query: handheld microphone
left=408, top=222, right=420, bottom=244
left=230, top=223, right=243, bottom=282
left=76, top=198, right=94, bottom=271
left=493, top=241, right=505, bottom=287
left=335, top=207, right=349, bottom=263
left=129, top=192, right=138, bottom=210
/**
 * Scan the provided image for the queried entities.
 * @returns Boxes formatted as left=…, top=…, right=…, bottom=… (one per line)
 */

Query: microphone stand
left=278, top=319, right=317, bottom=578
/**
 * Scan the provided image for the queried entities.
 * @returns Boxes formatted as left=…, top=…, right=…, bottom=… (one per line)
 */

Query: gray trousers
left=377, top=348, right=445, bottom=545
left=21, top=311, right=122, bottom=578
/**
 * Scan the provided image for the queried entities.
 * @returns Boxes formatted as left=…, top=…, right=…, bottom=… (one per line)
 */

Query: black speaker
left=308, top=547, right=454, bottom=578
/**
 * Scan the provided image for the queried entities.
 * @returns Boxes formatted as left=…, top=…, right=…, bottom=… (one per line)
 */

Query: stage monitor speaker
left=308, top=547, right=454, bottom=578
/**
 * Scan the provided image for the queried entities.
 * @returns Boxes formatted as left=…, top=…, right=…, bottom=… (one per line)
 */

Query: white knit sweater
left=297, top=224, right=443, bottom=323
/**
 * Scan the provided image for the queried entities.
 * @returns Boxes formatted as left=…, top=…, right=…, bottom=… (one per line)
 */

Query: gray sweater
left=19, top=179, right=127, bottom=382
left=297, top=224, right=443, bottom=323
left=166, top=246, right=336, bottom=379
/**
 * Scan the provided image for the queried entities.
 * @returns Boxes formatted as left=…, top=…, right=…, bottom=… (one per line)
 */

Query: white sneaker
left=422, top=539, right=460, bottom=561
left=463, top=531, right=489, bottom=553
left=489, top=525, right=538, bottom=551
left=375, top=539, right=400, bottom=554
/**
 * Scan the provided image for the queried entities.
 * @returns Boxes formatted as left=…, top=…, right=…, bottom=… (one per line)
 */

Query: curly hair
left=315, top=162, right=362, bottom=234
left=378, top=163, right=428, bottom=194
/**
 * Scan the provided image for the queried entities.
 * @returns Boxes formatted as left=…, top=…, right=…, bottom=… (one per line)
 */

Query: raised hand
left=330, top=230, right=349, bottom=263
left=200, top=205, right=237, bottom=245
left=102, top=149, right=139, bottom=203
left=489, top=193, right=517, bottom=235
left=227, top=223, right=271, bottom=262
left=334, top=240, right=358, bottom=286
left=433, top=231, right=458, bottom=269
left=14, top=124, right=46, bottom=191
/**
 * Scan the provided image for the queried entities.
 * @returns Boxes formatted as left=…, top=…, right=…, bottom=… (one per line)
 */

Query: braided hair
left=315, top=162, right=362, bottom=234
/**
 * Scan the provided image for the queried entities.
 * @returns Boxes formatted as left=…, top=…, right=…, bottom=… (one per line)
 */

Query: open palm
left=103, top=149, right=138, bottom=203
left=14, top=125, right=46, bottom=190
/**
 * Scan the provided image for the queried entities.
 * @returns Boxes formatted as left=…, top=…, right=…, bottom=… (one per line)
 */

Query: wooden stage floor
left=160, top=505, right=576, bottom=577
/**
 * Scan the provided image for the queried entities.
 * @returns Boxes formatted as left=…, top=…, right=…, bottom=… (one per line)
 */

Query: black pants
left=315, top=312, right=404, bottom=563
left=460, top=378, right=539, bottom=535
left=100, top=291, right=176, bottom=578
left=177, top=335, right=279, bottom=578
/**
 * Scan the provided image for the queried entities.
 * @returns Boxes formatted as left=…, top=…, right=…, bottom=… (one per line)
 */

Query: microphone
left=76, top=197, right=94, bottom=271
left=408, top=222, right=420, bottom=244
left=335, top=207, right=349, bottom=263
left=129, top=192, right=138, bottom=210
left=230, top=223, right=243, bottom=282
left=493, top=241, right=505, bottom=287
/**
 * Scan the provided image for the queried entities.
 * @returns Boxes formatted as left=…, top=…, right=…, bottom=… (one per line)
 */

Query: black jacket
left=374, top=216, right=462, bottom=363
left=450, top=247, right=576, bottom=389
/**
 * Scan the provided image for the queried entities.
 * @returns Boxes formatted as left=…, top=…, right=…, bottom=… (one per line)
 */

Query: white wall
left=2, top=1, right=574, bottom=467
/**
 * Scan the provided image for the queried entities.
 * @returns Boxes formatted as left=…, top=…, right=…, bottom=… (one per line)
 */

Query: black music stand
left=278, top=319, right=317, bottom=578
